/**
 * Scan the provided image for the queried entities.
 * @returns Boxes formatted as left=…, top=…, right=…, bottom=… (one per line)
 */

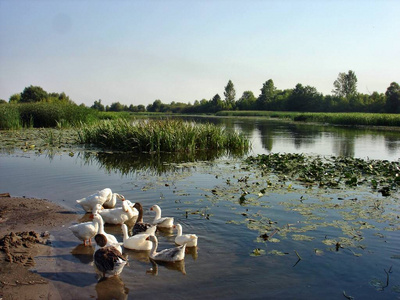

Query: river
left=0, top=117, right=399, bottom=299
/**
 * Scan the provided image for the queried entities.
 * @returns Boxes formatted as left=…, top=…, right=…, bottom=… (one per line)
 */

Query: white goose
left=174, top=223, right=198, bottom=247
left=150, top=204, right=174, bottom=228
left=146, top=235, right=186, bottom=262
left=121, top=224, right=156, bottom=251
left=96, top=213, right=122, bottom=253
left=94, top=233, right=127, bottom=278
left=76, top=188, right=124, bottom=212
left=99, top=200, right=138, bottom=225
left=69, top=213, right=102, bottom=246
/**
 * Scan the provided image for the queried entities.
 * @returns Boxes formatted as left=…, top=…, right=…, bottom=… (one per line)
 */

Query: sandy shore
left=0, top=194, right=77, bottom=300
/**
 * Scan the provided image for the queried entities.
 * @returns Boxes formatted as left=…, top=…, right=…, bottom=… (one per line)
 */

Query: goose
left=132, top=202, right=153, bottom=235
left=174, top=223, right=198, bottom=247
left=146, top=235, right=186, bottom=262
left=99, top=200, right=138, bottom=225
left=96, top=213, right=122, bottom=253
left=76, top=188, right=124, bottom=212
left=94, top=233, right=127, bottom=278
left=121, top=223, right=156, bottom=251
left=102, top=189, right=125, bottom=209
left=150, top=204, right=174, bottom=228
left=69, top=213, right=103, bottom=246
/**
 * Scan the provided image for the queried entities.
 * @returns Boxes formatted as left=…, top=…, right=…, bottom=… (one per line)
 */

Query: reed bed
left=217, top=111, right=400, bottom=127
left=0, top=103, right=99, bottom=129
left=0, top=104, right=21, bottom=129
left=76, top=118, right=250, bottom=153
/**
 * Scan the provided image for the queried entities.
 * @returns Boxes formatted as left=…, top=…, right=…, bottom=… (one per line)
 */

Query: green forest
left=1, top=70, right=399, bottom=116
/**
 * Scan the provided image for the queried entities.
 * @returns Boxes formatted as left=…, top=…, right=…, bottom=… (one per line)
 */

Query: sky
left=0, top=0, right=399, bottom=107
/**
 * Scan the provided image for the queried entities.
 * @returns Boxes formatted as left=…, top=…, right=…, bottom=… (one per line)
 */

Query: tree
left=224, top=80, right=236, bottom=110
left=237, top=91, right=256, bottom=110
left=332, top=70, right=358, bottom=98
left=385, top=82, right=400, bottom=113
left=20, top=85, right=48, bottom=103
left=9, top=93, right=21, bottom=103
left=91, top=99, right=105, bottom=111
left=210, top=94, right=224, bottom=112
left=257, top=79, right=276, bottom=110
left=109, top=101, right=126, bottom=112
left=286, top=83, right=322, bottom=112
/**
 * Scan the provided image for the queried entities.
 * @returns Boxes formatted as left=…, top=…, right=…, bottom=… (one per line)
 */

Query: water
left=1, top=117, right=400, bottom=299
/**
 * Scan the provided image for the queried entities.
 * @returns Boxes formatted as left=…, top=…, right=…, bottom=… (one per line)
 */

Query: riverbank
left=0, top=194, right=77, bottom=300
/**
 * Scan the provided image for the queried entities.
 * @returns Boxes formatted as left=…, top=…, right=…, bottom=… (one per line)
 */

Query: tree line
left=2, top=71, right=399, bottom=114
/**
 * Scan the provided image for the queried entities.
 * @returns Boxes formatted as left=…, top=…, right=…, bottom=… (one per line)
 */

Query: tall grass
left=217, top=111, right=400, bottom=127
left=76, top=118, right=250, bottom=153
left=0, top=104, right=22, bottom=129
left=0, top=103, right=99, bottom=129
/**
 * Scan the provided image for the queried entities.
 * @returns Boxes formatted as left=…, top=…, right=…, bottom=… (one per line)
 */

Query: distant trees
left=332, top=70, right=358, bottom=98
left=91, top=99, right=105, bottom=111
left=9, top=93, right=21, bottom=103
left=20, top=85, right=48, bottom=103
left=385, top=82, right=400, bottom=113
left=9, top=85, right=74, bottom=105
left=237, top=91, right=256, bottom=110
left=257, top=79, right=276, bottom=110
left=286, top=84, right=322, bottom=112
left=224, top=80, right=236, bottom=110
left=5, top=77, right=400, bottom=116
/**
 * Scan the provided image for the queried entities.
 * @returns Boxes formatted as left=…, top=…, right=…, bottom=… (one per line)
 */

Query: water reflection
left=95, top=275, right=129, bottom=300
left=81, top=151, right=229, bottom=176
left=70, top=244, right=94, bottom=264
left=147, top=259, right=186, bottom=276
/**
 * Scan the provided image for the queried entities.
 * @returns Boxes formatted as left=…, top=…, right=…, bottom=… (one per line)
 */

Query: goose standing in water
left=132, top=202, right=154, bottom=235
left=150, top=204, right=174, bottom=228
left=96, top=213, right=122, bottom=252
left=94, top=234, right=127, bottom=278
left=69, top=213, right=103, bottom=246
left=174, top=223, right=198, bottom=247
left=121, top=224, right=156, bottom=251
left=76, top=188, right=124, bottom=212
left=146, top=235, right=186, bottom=262
left=99, top=200, right=138, bottom=225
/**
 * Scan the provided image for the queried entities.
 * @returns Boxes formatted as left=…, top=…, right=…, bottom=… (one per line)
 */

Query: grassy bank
left=216, top=111, right=400, bottom=127
left=76, top=118, right=250, bottom=153
left=0, top=103, right=99, bottom=129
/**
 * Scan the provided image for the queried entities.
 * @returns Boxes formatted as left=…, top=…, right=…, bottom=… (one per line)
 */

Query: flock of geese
left=68, top=188, right=198, bottom=278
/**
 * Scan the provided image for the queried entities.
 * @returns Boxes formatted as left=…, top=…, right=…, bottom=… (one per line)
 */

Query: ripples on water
left=1, top=118, right=400, bottom=299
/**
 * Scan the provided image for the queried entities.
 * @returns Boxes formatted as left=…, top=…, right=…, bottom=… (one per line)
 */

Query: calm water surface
left=1, top=117, right=400, bottom=299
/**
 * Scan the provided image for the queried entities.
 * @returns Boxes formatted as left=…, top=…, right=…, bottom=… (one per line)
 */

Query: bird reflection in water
left=185, top=246, right=198, bottom=260
left=70, top=244, right=94, bottom=264
left=146, top=259, right=186, bottom=276
left=95, top=275, right=129, bottom=300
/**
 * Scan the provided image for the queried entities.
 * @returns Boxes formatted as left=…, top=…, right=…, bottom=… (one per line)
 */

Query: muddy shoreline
left=0, top=195, right=77, bottom=300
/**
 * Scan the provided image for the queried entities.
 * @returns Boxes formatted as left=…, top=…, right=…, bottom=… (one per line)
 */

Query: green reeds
left=0, top=104, right=22, bottom=129
left=76, top=118, right=250, bottom=153
left=0, top=103, right=99, bottom=129
left=216, top=111, right=400, bottom=127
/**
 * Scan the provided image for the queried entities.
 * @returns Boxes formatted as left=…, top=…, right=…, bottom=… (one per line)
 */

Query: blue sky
left=1, top=0, right=399, bottom=107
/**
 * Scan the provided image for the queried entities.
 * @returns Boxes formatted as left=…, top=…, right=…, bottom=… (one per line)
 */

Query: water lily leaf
left=369, top=278, right=385, bottom=291
left=250, top=248, right=266, bottom=256
left=268, top=250, right=287, bottom=256
left=268, top=238, right=280, bottom=243
left=292, top=234, right=314, bottom=241
left=322, top=239, right=337, bottom=246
